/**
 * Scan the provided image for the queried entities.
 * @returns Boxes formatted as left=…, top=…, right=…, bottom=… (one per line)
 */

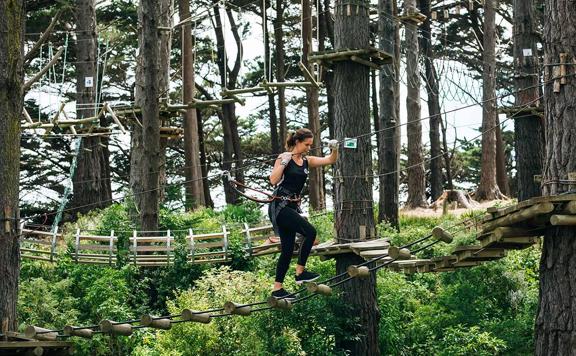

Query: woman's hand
left=279, top=152, right=292, bottom=165
left=327, top=139, right=339, bottom=151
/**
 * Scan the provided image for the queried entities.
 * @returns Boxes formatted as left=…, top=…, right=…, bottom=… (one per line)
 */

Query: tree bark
left=377, top=0, right=400, bottom=229
left=0, top=0, right=24, bottom=333
left=71, top=0, right=112, bottom=216
left=179, top=0, right=205, bottom=210
left=535, top=1, right=576, bottom=353
left=213, top=3, right=244, bottom=204
left=513, top=0, right=543, bottom=202
left=333, top=1, right=380, bottom=354
left=273, top=0, right=286, bottom=152
left=197, top=109, right=214, bottom=208
left=495, top=116, right=510, bottom=196
left=133, top=0, right=164, bottom=230
left=419, top=0, right=443, bottom=202
left=475, top=0, right=503, bottom=201
left=405, top=0, right=427, bottom=208
left=303, top=0, right=325, bottom=211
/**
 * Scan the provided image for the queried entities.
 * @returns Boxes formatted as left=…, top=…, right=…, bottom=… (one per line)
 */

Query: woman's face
left=295, top=137, right=313, bottom=154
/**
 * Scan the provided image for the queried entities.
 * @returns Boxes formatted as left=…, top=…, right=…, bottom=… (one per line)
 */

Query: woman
left=269, top=128, right=338, bottom=300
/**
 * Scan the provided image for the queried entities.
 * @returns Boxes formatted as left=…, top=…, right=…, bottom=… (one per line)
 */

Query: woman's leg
left=277, top=207, right=317, bottom=274
left=274, top=213, right=297, bottom=287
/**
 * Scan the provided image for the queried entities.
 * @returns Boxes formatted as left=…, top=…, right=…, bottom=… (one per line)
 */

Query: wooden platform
left=308, top=47, right=393, bottom=70
left=383, top=194, right=576, bottom=274
left=0, top=334, right=72, bottom=356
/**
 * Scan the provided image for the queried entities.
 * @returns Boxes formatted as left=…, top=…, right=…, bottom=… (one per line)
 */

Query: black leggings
left=274, top=205, right=317, bottom=283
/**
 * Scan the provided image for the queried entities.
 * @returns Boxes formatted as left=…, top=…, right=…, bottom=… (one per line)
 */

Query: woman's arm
left=270, top=152, right=292, bottom=185
left=307, top=147, right=338, bottom=168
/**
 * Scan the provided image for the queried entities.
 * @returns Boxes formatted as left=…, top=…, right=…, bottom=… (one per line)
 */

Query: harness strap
left=223, top=171, right=301, bottom=204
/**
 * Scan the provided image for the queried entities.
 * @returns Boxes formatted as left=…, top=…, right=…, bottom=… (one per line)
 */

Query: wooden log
left=99, top=320, right=133, bottom=336
left=298, top=61, right=320, bottom=88
left=306, top=282, right=332, bottom=296
left=350, top=55, right=381, bottom=69
left=482, top=202, right=555, bottom=232
left=222, top=86, right=263, bottom=95
left=550, top=214, right=576, bottom=226
left=347, top=265, right=370, bottom=278
left=140, top=315, right=172, bottom=330
left=267, top=296, right=293, bottom=310
left=223, top=302, right=251, bottom=316
left=261, top=81, right=317, bottom=88
left=562, top=200, right=576, bottom=214
left=388, top=246, right=411, bottom=260
left=181, top=309, right=211, bottom=323
left=63, top=326, right=93, bottom=338
left=432, top=226, right=453, bottom=243
left=492, top=227, right=543, bottom=239
left=25, top=326, right=57, bottom=341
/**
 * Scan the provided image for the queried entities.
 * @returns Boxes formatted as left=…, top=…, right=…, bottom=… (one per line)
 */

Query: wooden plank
left=77, top=253, right=117, bottom=258
left=0, top=340, right=72, bottom=348
left=130, top=237, right=174, bottom=243
left=482, top=202, right=555, bottom=232
left=349, top=239, right=390, bottom=251
left=21, top=229, right=62, bottom=237
left=456, top=247, right=506, bottom=262
left=130, top=246, right=174, bottom=252
left=79, top=244, right=118, bottom=251
left=20, top=248, right=51, bottom=255
left=359, top=249, right=389, bottom=258
left=21, top=255, right=53, bottom=262
left=78, top=235, right=117, bottom=242
left=193, top=241, right=225, bottom=249
left=187, top=232, right=225, bottom=240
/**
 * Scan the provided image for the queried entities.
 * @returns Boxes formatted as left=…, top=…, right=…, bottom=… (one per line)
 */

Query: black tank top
left=278, top=158, right=308, bottom=195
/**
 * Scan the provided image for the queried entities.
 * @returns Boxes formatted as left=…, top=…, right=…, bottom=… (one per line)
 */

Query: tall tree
left=513, top=0, right=543, bottom=201
left=71, top=0, right=112, bottom=215
left=132, top=0, right=166, bottom=230
left=419, top=0, right=443, bottom=202
left=264, top=4, right=280, bottom=155
left=303, top=0, right=325, bottom=210
left=475, top=0, right=504, bottom=201
left=0, top=0, right=24, bottom=333
left=404, top=1, right=427, bottom=208
left=534, top=0, right=576, bottom=353
left=179, top=0, right=205, bottom=209
left=213, top=2, right=244, bottom=204
left=333, top=1, right=380, bottom=354
left=377, top=0, right=400, bottom=229
left=273, top=0, right=286, bottom=152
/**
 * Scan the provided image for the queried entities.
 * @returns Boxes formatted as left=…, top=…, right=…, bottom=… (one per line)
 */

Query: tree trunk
left=513, top=0, right=543, bottom=202
left=405, top=0, right=427, bottom=208
left=179, top=0, right=205, bottom=210
left=495, top=116, right=510, bottom=196
left=133, top=0, right=165, bottom=230
left=71, top=0, right=112, bottom=216
left=197, top=109, right=214, bottom=208
left=418, top=0, right=443, bottom=202
left=303, top=0, right=325, bottom=211
left=0, top=0, right=24, bottom=333
left=273, top=0, right=286, bottom=152
left=534, top=1, right=576, bottom=353
left=475, top=0, right=503, bottom=201
left=214, top=3, right=243, bottom=204
left=333, top=1, right=380, bottom=354
left=377, top=0, right=400, bottom=229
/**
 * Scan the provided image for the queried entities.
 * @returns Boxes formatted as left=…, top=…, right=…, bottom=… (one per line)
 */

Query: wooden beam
left=23, top=46, right=65, bottom=92
left=181, top=309, right=211, bottom=323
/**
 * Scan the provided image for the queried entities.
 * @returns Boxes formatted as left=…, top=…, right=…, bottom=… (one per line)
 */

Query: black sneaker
left=295, top=270, right=320, bottom=285
left=271, top=288, right=296, bottom=301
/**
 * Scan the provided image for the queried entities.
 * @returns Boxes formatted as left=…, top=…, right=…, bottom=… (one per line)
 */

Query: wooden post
left=25, top=326, right=58, bottom=341
left=75, top=228, right=80, bottom=262
left=306, top=282, right=332, bottom=296
left=181, top=309, right=211, bottom=323
left=243, top=223, right=253, bottom=256
left=432, top=226, right=453, bottom=243
left=63, top=326, right=94, bottom=338
left=109, top=230, right=115, bottom=266
left=140, top=314, right=172, bottom=330
left=563, top=201, right=576, bottom=214
left=267, top=296, right=293, bottom=310
left=388, top=246, right=411, bottom=260
left=99, top=320, right=133, bottom=336
left=222, top=225, right=229, bottom=260
left=550, top=215, right=576, bottom=226
left=347, top=265, right=371, bottom=278
left=50, top=226, right=58, bottom=263
left=132, top=230, right=138, bottom=265
left=166, top=230, right=171, bottom=265
left=223, top=302, right=251, bottom=316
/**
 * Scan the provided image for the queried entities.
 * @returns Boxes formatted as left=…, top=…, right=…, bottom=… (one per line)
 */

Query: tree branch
left=23, top=46, right=65, bottom=92
left=24, top=9, right=63, bottom=63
